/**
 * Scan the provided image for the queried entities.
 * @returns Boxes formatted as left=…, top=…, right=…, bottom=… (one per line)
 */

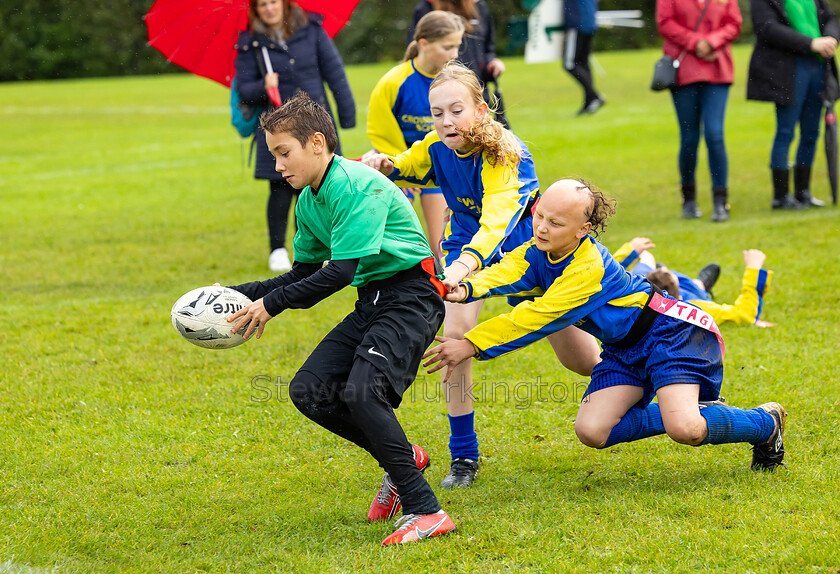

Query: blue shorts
left=584, top=313, right=723, bottom=407
left=402, top=186, right=443, bottom=202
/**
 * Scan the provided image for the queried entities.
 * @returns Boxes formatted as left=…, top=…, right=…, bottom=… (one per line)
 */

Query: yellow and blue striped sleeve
left=367, top=62, right=413, bottom=156
left=388, top=130, right=439, bottom=188
left=613, top=242, right=640, bottom=271
left=464, top=244, right=607, bottom=359
left=694, top=267, right=773, bottom=326
left=462, top=241, right=544, bottom=301
left=460, top=157, right=528, bottom=269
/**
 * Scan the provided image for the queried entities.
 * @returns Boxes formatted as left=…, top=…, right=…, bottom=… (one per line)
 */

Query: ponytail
left=403, top=40, right=420, bottom=62
left=403, top=10, right=465, bottom=63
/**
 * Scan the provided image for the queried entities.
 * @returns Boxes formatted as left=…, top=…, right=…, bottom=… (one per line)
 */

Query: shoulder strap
left=675, top=1, right=714, bottom=62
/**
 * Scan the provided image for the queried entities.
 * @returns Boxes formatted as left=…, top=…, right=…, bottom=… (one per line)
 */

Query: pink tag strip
left=649, top=293, right=726, bottom=359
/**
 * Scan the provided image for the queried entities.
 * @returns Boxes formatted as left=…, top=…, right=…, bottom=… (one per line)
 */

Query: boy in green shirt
left=227, top=94, right=455, bottom=546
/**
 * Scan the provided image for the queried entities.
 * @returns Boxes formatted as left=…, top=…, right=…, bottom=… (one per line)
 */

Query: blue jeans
left=771, top=57, right=825, bottom=170
left=671, top=83, right=730, bottom=188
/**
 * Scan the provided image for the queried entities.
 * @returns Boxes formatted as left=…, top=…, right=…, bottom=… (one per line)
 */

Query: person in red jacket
left=656, top=0, right=742, bottom=222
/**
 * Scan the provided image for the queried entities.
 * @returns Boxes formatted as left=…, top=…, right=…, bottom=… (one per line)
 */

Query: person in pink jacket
left=656, top=0, right=742, bottom=222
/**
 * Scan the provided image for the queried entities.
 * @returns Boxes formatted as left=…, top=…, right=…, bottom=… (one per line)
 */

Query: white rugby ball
left=171, top=286, right=253, bottom=349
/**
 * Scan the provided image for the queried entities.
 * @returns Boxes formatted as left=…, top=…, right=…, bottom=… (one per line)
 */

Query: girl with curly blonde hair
left=364, top=62, right=600, bottom=489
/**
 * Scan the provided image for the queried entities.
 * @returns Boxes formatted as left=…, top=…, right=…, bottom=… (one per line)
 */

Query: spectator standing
left=563, top=0, right=606, bottom=115
left=747, top=0, right=839, bottom=209
left=656, top=0, right=743, bottom=222
left=234, top=0, right=355, bottom=272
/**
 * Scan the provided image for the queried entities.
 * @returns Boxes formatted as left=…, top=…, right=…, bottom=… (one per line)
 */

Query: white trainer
left=268, top=248, right=291, bottom=273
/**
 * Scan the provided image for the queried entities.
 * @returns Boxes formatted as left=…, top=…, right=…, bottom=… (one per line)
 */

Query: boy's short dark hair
left=646, top=269, right=681, bottom=299
left=260, top=93, right=338, bottom=152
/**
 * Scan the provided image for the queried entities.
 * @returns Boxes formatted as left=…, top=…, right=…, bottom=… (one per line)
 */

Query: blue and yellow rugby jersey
left=693, top=267, right=773, bottom=326
left=613, top=242, right=773, bottom=325
left=614, top=241, right=711, bottom=301
left=461, top=236, right=652, bottom=359
left=387, top=130, right=540, bottom=268
left=367, top=59, right=435, bottom=156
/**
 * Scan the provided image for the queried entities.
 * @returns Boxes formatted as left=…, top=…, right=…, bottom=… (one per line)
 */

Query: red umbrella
left=145, top=0, right=361, bottom=88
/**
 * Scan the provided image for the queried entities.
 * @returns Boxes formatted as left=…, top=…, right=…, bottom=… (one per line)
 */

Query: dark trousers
left=772, top=57, right=825, bottom=170
left=563, top=29, right=598, bottom=105
left=289, top=276, right=445, bottom=516
left=267, top=178, right=300, bottom=251
left=671, top=83, right=730, bottom=188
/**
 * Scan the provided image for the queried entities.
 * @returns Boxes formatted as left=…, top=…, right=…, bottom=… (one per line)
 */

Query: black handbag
left=651, top=56, right=680, bottom=91
left=651, top=0, right=711, bottom=92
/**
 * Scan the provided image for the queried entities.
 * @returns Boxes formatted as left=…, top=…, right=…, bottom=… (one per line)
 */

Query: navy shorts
left=297, top=276, right=445, bottom=407
left=584, top=313, right=723, bottom=407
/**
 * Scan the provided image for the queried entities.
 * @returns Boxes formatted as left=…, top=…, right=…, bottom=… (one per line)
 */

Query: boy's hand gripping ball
left=171, top=286, right=253, bottom=349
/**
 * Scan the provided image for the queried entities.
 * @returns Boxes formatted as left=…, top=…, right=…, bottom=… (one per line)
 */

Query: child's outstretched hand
left=444, top=285, right=467, bottom=303
left=743, top=249, right=766, bottom=269
left=422, top=336, right=477, bottom=382
left=629, top=237, right=655, bottom=254
left=227, top=298, right=273, bottom=340
left=361, top=152, right=394, bottom=176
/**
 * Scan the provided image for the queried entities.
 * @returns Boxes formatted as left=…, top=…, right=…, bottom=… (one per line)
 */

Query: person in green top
left=226, top=94, right=456, bottom=546
left=747, top=0, right=840, bottom=209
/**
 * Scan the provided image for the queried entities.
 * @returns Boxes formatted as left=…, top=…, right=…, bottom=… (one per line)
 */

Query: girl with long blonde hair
left=364, top=61, right=600, bottom=489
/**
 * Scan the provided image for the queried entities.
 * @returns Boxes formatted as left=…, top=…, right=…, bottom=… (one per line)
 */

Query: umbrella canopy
left=824, top=101, right=838, bottom=205
left=145, top=0, right=361, bottom=87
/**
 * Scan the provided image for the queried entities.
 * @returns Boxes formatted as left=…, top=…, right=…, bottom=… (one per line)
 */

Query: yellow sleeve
left=612, top=242, right=639, bottom=271
left=462, top=241, right=544, bottom=300
left=367, top=64, right=411, bottom=156
left=460, top=157, right=527, bottom=269
left=694, top=267, right=773, bottom=326
left=465, top=243, right=606, bottom=359
left=388, top=131, right=438, bottom=188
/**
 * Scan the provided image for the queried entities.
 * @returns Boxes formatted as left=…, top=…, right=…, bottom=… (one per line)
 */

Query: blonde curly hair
left=429, top=61, right=521, bottom=169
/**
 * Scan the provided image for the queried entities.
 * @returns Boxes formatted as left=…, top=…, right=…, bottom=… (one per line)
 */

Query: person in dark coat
left=563, top=0, right=605, bottom=115
left=235, top=0, right=356, bottom=272
left=747, top=0, right=839, bottom=209
left=407, top=1, right=505, bottom=109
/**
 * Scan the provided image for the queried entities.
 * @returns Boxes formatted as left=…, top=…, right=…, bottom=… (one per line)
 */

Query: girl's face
left=429, top=80, right=488, bottom=153
left=418, top=32, right=462, bottom=74
left=256, top=0, right=284, bottom=28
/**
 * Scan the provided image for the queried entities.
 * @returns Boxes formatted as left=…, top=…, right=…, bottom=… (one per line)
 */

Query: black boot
left=710, top=186, right=730, bottom=222
left=793, top=165, right=826, bottom=207
left=696, top=263, right=721, bottom=297
left=681, top=183, right=701, bottom=219
left=771, top=169, right=800, bottom=209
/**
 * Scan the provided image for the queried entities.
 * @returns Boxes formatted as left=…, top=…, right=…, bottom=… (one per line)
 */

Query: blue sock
left=448, top=412, right=479, bottom=460
left=603, top=403, right=666, bottom=448
left=699, top=405, right=775, bottom=445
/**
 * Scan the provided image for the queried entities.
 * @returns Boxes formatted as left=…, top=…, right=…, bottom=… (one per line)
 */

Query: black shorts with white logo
left=297, top=275, right=445, bottom=407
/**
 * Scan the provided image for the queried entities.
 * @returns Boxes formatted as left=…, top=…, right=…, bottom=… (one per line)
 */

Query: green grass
left=2, top=45, right=840, bottom=572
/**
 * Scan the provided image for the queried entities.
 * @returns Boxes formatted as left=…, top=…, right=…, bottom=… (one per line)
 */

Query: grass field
left=2, top=45, right=840, bottom=572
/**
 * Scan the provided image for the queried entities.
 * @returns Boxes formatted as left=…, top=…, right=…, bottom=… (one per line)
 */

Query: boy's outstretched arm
left=227, top=258, right=359, bottom=339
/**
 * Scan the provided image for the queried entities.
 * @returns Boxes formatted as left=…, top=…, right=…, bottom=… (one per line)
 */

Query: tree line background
left=1, top=0, right=839, bottom=82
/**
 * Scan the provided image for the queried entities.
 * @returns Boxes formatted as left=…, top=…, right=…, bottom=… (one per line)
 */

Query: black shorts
left=297, top=274, right=445, bottom=407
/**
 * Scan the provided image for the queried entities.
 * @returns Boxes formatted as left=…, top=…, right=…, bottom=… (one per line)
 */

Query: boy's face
left=532, top=180, right=593, bottom=261
left=265, top=131, right=322, bottom=189
left=429, top=80, right=487, bottom=153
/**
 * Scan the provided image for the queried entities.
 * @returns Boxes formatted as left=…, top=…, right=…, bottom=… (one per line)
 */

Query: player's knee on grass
left=662, top=416, right=707, bottom=446
left=574, top=416, right=611, bottom=449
